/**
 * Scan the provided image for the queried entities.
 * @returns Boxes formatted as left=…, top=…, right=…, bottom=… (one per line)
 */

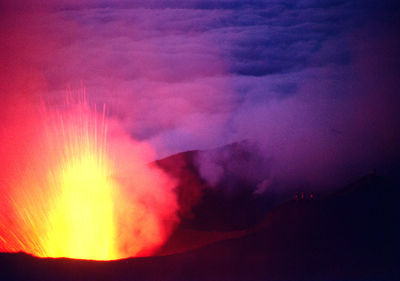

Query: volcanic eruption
left=0, top=95, right=178, bottom=261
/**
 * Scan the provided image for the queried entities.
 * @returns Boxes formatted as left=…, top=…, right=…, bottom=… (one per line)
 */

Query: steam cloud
left=1, top=0, right=400, bottom=197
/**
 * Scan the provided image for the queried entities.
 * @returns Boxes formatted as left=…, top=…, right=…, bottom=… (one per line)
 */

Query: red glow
left=0, top=96, right=178, bottom=260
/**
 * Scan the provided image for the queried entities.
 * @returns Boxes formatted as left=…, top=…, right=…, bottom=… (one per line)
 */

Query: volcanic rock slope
left=0, top=171, right=398, bottom=281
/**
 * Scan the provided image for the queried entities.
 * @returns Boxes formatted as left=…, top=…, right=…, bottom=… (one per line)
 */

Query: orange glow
left=0, top=97, right=177, bottom=260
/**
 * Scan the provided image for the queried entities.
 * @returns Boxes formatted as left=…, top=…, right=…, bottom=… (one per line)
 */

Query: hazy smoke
left=197, top=24, right=400, bottom=191
left=1, top=0, right=400, bottom=199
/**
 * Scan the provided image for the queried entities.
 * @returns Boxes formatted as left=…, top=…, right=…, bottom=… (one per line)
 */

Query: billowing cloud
left=1, top=0, right=400, bottom=194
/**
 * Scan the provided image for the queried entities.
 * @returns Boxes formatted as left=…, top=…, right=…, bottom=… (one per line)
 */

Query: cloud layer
left=2, top=0, right=400, bottom=191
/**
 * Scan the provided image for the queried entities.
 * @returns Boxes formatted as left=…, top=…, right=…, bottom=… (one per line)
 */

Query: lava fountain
left=0, top=97, right=178, bottom=260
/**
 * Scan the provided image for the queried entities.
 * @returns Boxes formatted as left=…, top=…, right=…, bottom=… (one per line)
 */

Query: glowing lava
left=0, top=98, right=177, bottom=260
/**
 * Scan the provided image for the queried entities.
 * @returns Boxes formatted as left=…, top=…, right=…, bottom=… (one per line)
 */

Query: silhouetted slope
left=154, top=150, right=206, bottom=221
left=156, top=226, right=250, bottom=256
left=1, top=174, right=398, bottom=280
left=154, top=143, right=278, bottom=231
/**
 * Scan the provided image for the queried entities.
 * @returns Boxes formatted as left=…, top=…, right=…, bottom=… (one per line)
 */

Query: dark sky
left=1, top=0, right=400, bottom=189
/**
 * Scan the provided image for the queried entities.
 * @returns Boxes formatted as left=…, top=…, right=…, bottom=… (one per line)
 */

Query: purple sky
left=1, top=0, right=400, bottom=190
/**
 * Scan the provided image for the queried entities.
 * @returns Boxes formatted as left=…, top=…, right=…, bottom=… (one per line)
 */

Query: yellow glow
left=18, top=104, right=123, bottom=260
left=0, top=99, right=178, bottom=261
left=45, top=152, right=118, bottom=260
